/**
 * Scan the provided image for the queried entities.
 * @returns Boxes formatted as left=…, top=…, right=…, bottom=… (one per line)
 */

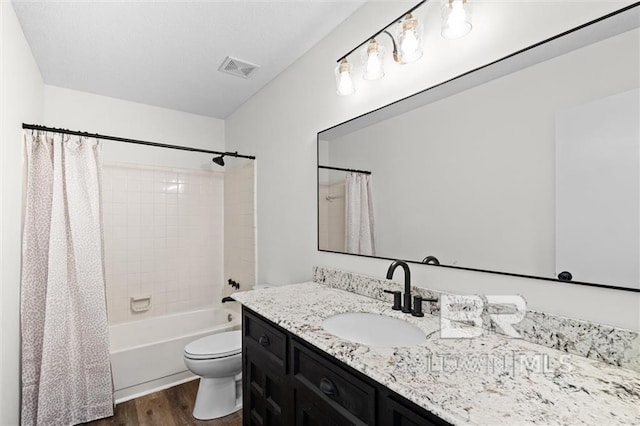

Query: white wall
left=226, top=1, right=640, bottom=331
left=43, top=85, right=225, bottom=169
left=324, top=28, right=639, bottom=282
left=0, top=3, right=44, bottom=424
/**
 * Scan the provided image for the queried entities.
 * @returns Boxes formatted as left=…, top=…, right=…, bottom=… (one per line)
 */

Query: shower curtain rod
left=318, top=165, right=371, bottom=175
left=22, top=123, right=256, bottom=160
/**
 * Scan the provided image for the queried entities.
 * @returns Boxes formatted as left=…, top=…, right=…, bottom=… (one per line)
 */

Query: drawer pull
left=319, top=377, right=337, bottom=397
left=258, top=334, right=270, bottom=346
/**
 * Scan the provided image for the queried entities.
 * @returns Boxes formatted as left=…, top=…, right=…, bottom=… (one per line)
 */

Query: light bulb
left=398, top=14, right=423, bottom=63
left=401, top=32, right=419, bottom=56
left=335, top=59, right=355, bottom=96
left=363, top=39, right=385, bottom=80
left=442, top=0, right=472, bottom=40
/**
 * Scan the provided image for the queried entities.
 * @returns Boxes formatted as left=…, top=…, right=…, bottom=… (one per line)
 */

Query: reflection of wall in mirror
left=323, top=27, right=639, bottom=284
left=556, top=89, right=639, bottom=288
left=318, top=181, right=345, bottom=252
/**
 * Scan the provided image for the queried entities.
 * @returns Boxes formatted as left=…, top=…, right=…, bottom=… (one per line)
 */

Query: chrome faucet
left=386, top=260, right=413, bottom=313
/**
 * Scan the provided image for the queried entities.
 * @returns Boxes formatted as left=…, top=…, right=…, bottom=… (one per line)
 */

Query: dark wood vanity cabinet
left=242, top=307, right=451, bottom=426
left=243, top=309, right=289, bottom=425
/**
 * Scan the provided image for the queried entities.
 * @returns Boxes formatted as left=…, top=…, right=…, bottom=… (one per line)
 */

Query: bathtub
left=109, top=307, right=241, bottom=403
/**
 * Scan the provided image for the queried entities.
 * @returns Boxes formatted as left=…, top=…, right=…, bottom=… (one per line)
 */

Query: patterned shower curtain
left=21, top=131, right=113, bottom=425
left=345, top=172, right=376, bottom=256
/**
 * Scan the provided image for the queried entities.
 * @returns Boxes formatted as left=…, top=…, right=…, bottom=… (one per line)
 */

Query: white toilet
left=183, top=330, right=242, bottom=420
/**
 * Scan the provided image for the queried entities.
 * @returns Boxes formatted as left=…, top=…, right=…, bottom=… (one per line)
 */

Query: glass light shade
left=334, top=59, right=355, bottom=96
left=362, top=39, right=385, bottom=80
left=442, top=0, right=472, bottom=40
left=398, top=13, right=423, bottom=63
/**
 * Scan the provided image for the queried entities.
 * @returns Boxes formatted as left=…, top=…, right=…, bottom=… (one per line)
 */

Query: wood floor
left=85, top=380, right=242, bottom=426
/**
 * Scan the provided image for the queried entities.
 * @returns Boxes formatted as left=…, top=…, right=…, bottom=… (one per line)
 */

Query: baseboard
left=114, top=371, right=197, bottom=404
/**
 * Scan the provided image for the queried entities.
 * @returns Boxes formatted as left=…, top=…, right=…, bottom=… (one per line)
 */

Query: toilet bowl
left=183, top=330, right=242, bottom=420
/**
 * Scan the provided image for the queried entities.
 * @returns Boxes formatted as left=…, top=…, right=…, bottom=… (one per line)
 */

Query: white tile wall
left=102, top=163, right=224, bottom=324
left=224, top=162, right=256, bottom=293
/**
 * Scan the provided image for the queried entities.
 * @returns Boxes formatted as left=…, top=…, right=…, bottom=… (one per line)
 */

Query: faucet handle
left=383, top=290, right=402, bottom=311
left=411, top=296, right=438, bottom=317
left=411, top=295, right=425, bottom=317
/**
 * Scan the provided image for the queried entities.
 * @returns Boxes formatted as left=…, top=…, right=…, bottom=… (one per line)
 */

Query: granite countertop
left=232, top=282, right=640, bottom=426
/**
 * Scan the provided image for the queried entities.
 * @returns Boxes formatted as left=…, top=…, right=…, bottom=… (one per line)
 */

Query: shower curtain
left=21, top=131, right=113, bottom=425
left=345, top=172, right=375, bottom=255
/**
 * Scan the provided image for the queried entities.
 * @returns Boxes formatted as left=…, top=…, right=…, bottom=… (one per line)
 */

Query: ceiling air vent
left=218, top=56, right=260, bottom=79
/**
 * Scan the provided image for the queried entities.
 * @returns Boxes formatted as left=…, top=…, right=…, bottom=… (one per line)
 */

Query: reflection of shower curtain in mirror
left=21, top=131, right=113, bottom=425
left=345, top=172, right=375, bottom=255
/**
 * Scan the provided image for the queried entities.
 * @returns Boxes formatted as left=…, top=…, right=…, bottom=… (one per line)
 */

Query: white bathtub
left=109, top=307, right=241, bottom=403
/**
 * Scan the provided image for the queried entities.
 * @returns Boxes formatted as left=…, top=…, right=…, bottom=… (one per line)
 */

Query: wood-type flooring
left=84, top=380, right=242, bottom=426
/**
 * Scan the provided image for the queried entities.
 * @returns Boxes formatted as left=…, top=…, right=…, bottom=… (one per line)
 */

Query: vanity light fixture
left=334, top=0, right=474, bottom=96
left=441, top=0, right=472, bottom=40
left=333, top=1, right=428, bottom=96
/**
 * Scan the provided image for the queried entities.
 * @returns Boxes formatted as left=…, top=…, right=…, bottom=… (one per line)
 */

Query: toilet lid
left=184, top=330, right=242, bottom=360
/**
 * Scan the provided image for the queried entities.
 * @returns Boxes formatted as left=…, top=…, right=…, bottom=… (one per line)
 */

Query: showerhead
left=212, top=155, right=225, bottom=166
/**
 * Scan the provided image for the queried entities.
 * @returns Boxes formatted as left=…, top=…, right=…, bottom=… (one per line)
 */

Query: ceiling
left=12, top=0, right=365, bottom=119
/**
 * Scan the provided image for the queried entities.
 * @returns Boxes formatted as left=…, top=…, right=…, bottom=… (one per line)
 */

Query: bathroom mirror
left=318, top=4, right=640, bottom=292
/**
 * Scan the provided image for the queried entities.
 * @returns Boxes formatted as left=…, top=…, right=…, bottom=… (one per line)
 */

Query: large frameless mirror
left=318, top=4, right=640, bottom=292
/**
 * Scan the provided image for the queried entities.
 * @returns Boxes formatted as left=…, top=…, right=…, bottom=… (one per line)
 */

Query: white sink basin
left=322, top=312, right=426, bottom=347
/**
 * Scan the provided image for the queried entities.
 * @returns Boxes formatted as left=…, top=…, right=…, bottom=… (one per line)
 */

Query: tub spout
left=221, top=296, right=236, bottom=303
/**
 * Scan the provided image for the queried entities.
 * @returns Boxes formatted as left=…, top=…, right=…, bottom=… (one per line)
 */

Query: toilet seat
left=184, top=330, right=241, bottom=360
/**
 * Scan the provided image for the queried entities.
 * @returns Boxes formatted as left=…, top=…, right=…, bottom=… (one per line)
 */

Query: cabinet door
left=244, top=341, right=288, bottom=426
left=294, top=385, right=356, bottom=426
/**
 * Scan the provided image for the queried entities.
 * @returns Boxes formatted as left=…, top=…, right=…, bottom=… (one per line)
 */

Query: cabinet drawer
left=294, top=385, right=357, bottom=426
left=380, top=392, right=452, bottom=426
left=244, top=309, right=287, bottom=364
left=292, top=340, right=375, bottom=425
